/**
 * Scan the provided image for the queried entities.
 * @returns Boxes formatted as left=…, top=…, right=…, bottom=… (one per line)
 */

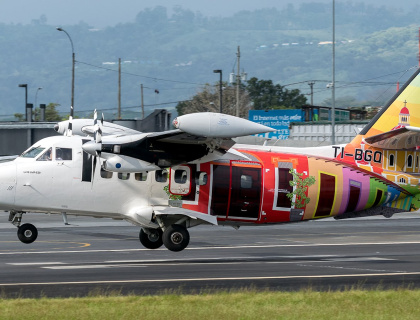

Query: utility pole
left=331, top=0, right=336, bottom=145
left=236, top=46, right=240, bottom=117
left=213, top=70, right=223, bottom=113
left=56, top=28, right=75, bottom=111
left=118, top=58, right=121, bottom=119
left=308, top=81, right=315, bottom=105
left=141, top=84, right=144, bottom=120
left=18, top=84, right=28, bottom=120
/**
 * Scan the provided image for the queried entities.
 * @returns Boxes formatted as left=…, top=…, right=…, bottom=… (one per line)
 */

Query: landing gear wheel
left=17, top=223, right=38, bottom=244
left=139, top=228, right=163, bottom=249
left=162, top=224, right=190, bottom=252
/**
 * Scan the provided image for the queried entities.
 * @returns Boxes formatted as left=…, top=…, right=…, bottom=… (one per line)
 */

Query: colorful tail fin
left=356, top=68, right=420, bottom=140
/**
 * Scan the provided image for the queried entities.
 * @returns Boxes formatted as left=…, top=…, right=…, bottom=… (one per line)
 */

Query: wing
left=79, top=112, right=275, bottom=172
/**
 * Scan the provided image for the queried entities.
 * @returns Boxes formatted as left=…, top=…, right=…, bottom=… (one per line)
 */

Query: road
left=1, top=212, right=420, bottom=297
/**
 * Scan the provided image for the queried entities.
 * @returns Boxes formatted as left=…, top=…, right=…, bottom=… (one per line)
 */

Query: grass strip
left=1, top=288, right=420, bottom=320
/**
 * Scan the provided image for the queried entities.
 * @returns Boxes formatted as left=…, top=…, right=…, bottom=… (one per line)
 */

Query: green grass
left=1, top=289, right=420, bottom=320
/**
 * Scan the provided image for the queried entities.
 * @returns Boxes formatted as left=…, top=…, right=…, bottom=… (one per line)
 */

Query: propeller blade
left=91, top=154, right=97, bottom=189
left=93, top=109, right=103, bottom=144
left=67, top=106, right=74, bottom=136
left=91, top=109, right=103, bottom=188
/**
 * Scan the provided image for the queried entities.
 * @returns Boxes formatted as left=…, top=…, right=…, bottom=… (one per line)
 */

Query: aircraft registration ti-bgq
left=2, top=69, right=420, bottom=252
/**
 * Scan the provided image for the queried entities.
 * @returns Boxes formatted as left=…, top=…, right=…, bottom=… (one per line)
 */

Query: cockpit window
left=37, top=148, right=52, bottom=161
left=21, top=146, right=45, bottom=158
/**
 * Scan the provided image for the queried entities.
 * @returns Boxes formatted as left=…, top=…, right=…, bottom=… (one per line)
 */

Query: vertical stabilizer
left=357, top=68, right=420, bottom=138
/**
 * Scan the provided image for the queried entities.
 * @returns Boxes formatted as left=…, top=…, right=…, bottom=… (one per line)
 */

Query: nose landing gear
left=9, top=211, right=38, bottom=244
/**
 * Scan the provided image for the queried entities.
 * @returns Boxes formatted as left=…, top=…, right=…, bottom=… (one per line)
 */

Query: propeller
left=90, top=109, right=104, bottom=186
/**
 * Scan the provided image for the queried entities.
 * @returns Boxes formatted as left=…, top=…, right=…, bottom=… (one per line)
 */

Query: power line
left=76, top=60, right=207, bottom=86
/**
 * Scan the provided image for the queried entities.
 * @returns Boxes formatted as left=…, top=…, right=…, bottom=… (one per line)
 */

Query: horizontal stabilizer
left=363, top=126, right=420, bottom=150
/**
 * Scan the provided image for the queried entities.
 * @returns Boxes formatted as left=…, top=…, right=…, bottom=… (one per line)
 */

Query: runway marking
left=324, top=257, right=395, bottom=262
left=7, top=262, right=65, bottom=266
left=104, top=255, right=337, bottom=263
left=1, top=272, right=420, bottom=287
left=41, top=257, right=397, bottom=270
left=5, top=255, right=395, bottom=270
left=296, top=263, right=406, bottom=274
left=42, top=264, right=142, bottom=270
left=1, top=241, right=420, bottom=255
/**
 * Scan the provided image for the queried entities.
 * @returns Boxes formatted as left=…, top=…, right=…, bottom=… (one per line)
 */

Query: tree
left=176, top=83, right=250, bottom=118
left=246, top=77, right=307, bottom=110
left=14, top=113, right=25, bottom=121
left=286, top=169, right=316, bottom=209
left=33, top=103, right=62, bottom=122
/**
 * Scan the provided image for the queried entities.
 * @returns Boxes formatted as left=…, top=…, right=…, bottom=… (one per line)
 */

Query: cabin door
left=210, top=161, right=262, bottom=221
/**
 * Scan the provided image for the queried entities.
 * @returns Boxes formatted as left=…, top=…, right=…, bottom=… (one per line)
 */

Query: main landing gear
left=140, top=224, right=190, bottom=252
left=9, top=211, right=38, bottom=244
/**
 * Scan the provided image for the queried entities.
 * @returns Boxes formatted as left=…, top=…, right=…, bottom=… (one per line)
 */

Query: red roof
left=400, top=106, right=410, bottom=115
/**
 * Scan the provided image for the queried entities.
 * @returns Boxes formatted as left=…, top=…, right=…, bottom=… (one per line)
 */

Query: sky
left=0, top=0, right=413, bottom=28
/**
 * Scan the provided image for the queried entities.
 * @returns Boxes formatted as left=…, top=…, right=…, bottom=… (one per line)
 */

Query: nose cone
left=82, top=141, right=102, bottom=156
left=0, top=161, right=16, bottom=210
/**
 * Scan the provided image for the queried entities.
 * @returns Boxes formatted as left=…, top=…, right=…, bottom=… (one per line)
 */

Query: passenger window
left=135, top=172, right=147, bottom=181
left=118, top=173, right=130, bottom=180
left=174, top=170, right=188, bottom=184
left=155, top=170, right=168, bottom=183
left=56, top=148, right=72, bottom=160
left=195, top=172, right=208, bottom=186
left=101, top=168, right=113, bottom=179
left=38, top=148, right=52, bottom=161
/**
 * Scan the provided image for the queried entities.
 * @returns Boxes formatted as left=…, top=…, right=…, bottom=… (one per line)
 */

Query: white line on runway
left=7, top=262, right=65, bottom=266
left=42, top=264, right=146, bottom=270
left=1, top=272, right=420, bottom=287
left=324, top=257, right=396, bottom=262
left=40, top=257, right=397, bottom=270
left=104, top=255, right=337, bottom=264
left=1, top=240, right=420, bottom=255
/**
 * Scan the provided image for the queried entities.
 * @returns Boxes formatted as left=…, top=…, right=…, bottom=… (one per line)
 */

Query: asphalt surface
left=1, top=212, right=420, bottom=297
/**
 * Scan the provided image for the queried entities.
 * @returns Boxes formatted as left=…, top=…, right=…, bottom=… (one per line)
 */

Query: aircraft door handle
left=23, top=183, right=31, bottom=187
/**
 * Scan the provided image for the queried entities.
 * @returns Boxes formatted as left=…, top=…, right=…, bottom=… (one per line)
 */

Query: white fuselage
left=0, top=136, right=168, bottom=222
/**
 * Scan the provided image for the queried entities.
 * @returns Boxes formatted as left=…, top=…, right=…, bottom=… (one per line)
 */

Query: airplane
left=2, top=68, right=420, bottom=252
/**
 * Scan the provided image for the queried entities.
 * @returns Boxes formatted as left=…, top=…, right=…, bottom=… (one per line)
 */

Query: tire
left=17, top=223, right=38, bottom=244
left=162, top=224, right=190, bottom=252
left=139, top=228, right=163, bottom=249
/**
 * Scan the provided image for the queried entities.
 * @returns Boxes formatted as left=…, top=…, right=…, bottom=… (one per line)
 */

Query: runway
left=1, top=212, right=420, bottom=297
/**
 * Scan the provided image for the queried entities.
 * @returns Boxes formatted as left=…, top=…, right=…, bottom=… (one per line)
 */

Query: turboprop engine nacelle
left=102, top=154, right=160, bottom=173
left=173, top=112, right=275, bottom=138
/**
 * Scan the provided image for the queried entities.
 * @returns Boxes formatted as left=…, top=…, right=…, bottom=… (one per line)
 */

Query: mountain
left=0, top=3, right=419, bottom=120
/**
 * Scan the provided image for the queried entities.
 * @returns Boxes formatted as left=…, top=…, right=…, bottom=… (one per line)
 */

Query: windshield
left=20, top=146, right=45, bottom=158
